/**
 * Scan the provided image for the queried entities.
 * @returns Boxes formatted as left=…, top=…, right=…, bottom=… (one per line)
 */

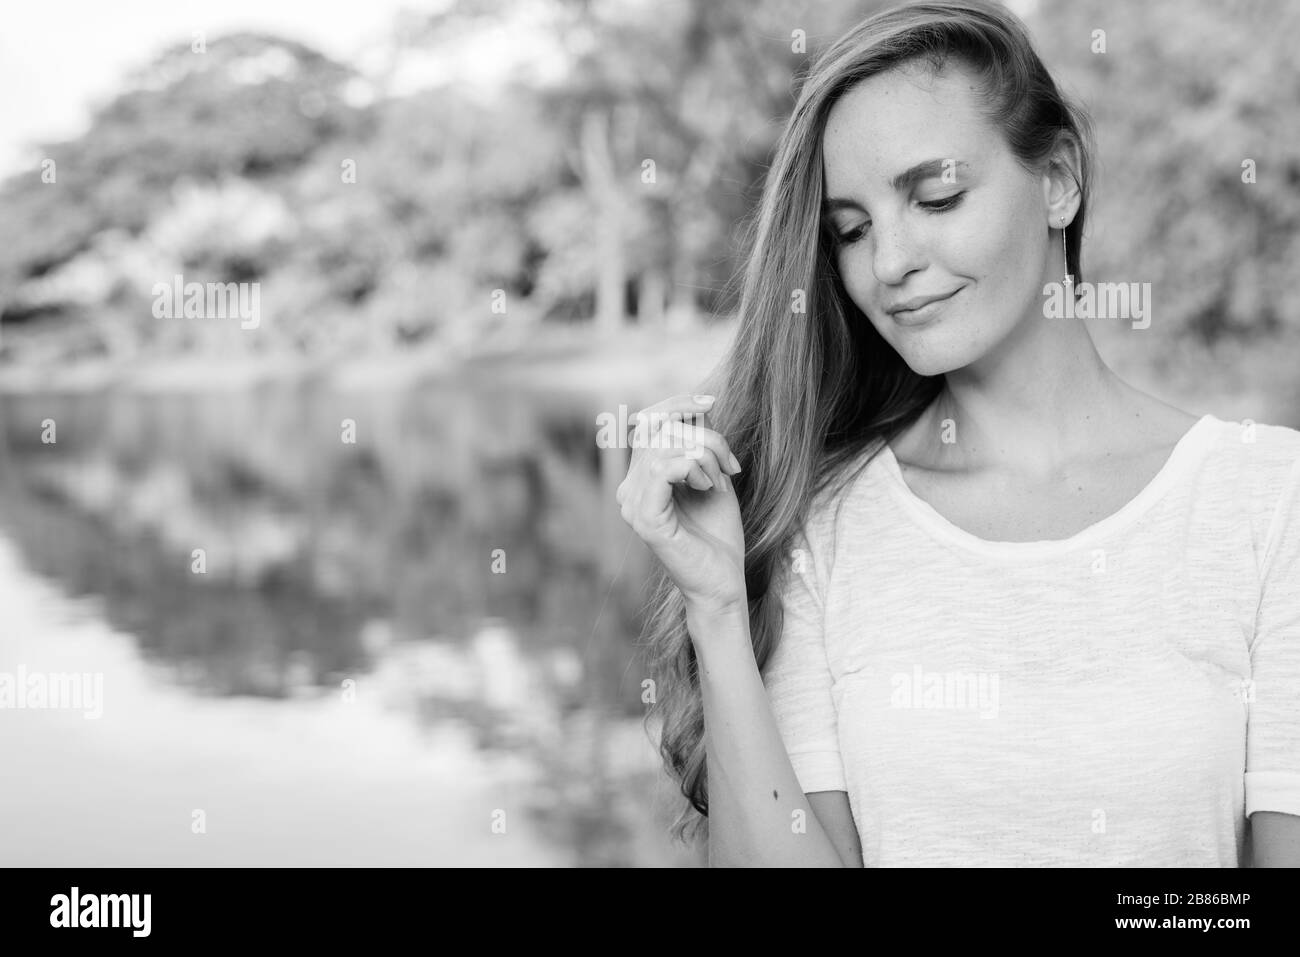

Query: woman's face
left=822, top=61, right=1058, bottom=377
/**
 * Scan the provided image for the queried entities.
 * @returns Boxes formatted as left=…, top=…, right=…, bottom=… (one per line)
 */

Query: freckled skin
left=820, top=61, right=1208, bottom=544
left=822, top=62, right=1057, bottom=379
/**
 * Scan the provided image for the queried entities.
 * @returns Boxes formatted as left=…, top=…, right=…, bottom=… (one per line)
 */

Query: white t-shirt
left=762, top=413, right=1300, bottom=866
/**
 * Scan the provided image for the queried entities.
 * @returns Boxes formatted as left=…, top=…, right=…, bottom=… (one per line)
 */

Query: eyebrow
left=823, top=159, right=969, bottom=213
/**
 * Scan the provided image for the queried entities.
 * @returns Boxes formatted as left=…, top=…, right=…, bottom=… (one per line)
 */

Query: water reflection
left=0, top=382, right=701, bottom=867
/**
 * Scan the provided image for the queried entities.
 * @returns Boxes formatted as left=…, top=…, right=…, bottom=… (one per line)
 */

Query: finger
left=633, top=408, right=712, bottom=450
left=642, top=454, right=713, bottom=521
left=685, top=445, right=727, bottom=493
left=681, top=457, right=714, bottom=491
left=666, top=450, right=714, bottom=491
left=637, top=393, right=718, bottom=419
left=661, top=421, right=741, bottom=474
left=632, top=395, right=717, bottom=446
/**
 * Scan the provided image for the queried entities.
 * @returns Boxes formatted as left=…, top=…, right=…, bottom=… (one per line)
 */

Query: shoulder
left=1200, top=415, right=1300, bottom=562
left=805, top=441, right=888, bottom=524
left=1207, top=415, right=1300, bottom=479
left=790, top=441, right=888, bottom=562
left=1124, top=380, right=1300, bottom=468
left=1119, top=389, right=1199, bottom=454
left=1124, top=378, right=1300, bottom=485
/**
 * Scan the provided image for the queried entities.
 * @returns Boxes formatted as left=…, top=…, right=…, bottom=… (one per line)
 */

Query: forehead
left=822, top=62, right=995, bottom=191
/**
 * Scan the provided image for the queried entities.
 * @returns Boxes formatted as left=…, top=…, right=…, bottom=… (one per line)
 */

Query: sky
left=0, top=0, right=1039, bottom=181
left=0, top=0, right=456, bottom=178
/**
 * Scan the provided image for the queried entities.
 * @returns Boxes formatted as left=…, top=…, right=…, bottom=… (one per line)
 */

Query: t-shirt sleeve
left=1246, top=455, right=1300, bottom=818
left=760, top=513, right=848, bottom=794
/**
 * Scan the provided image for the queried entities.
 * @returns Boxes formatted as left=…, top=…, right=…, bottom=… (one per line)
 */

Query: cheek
left=833, top=191, right=1044, bottom=326
left=836, top=247, right=885, bottom=321
left=970, top=190, right=1047, bottom=289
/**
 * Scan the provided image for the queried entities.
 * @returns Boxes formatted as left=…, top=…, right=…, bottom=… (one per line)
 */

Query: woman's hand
left=615, top=394, right=747, bottom=616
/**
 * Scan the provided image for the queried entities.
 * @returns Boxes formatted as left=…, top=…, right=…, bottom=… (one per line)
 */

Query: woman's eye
left=918, top=191, right=966, bottom=212
left=832, top=192, right=965, bottom=245
left=832, top=191, right=967, bottom=243
left=835, top=223, right=869, bottom=245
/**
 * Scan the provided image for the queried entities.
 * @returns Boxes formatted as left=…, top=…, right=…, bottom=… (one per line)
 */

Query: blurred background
left=0, top=0, right=1297, bottom=866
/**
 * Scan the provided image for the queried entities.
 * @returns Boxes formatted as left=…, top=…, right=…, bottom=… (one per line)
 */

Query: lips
left=887, top=286, right=963, bottom=325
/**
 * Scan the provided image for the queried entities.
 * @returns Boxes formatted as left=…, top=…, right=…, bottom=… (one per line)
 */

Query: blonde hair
left=642, top=0, right=1095, bottom=844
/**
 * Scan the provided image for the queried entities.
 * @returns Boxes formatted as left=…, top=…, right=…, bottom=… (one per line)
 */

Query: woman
left=615, top=0, right=1300, bottom=866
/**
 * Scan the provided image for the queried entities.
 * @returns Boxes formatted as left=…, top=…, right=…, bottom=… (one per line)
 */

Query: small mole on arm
left=773, top=789, right=779, bottom=800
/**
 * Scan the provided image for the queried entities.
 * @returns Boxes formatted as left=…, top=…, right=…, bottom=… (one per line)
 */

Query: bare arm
left=691, top=601, right=862, bottom=867
left=808, top=791, right=864, bottom=866
left=1250, top=811, right=1300, bottom=866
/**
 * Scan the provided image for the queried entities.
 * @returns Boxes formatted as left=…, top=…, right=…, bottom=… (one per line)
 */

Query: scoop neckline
left=873, top=413, right=1221, bottom=559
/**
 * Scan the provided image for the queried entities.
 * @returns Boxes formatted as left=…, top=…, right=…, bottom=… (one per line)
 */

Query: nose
left=871, top=215, right=926, bottom=287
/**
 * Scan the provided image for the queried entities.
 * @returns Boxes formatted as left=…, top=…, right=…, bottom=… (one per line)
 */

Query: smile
left=890, top=286, right=964, bottom=326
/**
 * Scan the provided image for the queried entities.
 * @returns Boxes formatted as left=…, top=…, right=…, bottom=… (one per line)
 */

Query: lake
left=0, top=380, right=704, bottom=867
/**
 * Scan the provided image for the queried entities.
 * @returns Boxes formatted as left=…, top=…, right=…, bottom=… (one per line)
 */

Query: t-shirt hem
left=789, top=750, right=848, bottom=793
left=1245, top=771, right=1300, bottom=817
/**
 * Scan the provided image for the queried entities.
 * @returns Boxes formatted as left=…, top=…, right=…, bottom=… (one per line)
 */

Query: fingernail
left=693, top=394, right=715, bottom=406
left=727, top=452, right=742, bottom=473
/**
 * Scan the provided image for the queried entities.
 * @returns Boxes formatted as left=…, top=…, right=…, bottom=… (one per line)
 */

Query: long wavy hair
left=641, top=0, right=1096, bottom=844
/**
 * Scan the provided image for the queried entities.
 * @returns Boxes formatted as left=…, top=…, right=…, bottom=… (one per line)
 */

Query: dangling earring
left=1061, top=215, right=1073, bottom=288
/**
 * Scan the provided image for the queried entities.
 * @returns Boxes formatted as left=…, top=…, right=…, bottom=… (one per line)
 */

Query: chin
left=899, top=353, right=964, bottom=377
left=885, top=330, right=983, bottom=378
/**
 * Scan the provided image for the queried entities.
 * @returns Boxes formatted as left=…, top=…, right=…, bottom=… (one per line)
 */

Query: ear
left=1042, top=132, right=1083, bottom=228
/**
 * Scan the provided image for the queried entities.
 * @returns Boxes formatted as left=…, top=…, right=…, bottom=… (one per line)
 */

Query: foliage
left=0, top=1, right=1295, bottom=369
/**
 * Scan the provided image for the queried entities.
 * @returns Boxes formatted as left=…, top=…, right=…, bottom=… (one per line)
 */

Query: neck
left=923, top=301, right=1130, bottom=478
